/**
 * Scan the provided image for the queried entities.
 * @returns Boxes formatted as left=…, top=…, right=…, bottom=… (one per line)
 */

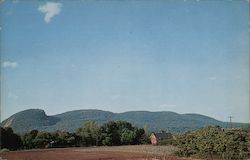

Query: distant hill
left=0, top=109, right=245, bottom=133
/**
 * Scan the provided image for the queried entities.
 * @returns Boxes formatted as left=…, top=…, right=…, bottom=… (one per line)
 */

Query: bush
left=176, top=126, right=250, bottom=159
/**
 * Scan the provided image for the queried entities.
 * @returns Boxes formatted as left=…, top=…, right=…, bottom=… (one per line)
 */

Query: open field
left=0, top=145, right=200, bottom=160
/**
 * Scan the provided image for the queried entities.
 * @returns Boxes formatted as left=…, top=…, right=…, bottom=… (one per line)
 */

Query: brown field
left=0, top=145, right=199, bottom=160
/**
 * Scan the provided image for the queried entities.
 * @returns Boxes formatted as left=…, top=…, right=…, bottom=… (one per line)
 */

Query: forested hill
left=1, top=109, right=243, bottom=133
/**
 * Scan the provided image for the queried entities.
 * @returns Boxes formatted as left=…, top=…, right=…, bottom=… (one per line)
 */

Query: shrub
left=176, top=126, right=250, bottom=159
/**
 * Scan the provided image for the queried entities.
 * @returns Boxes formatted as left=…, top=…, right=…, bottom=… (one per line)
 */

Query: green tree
left=120, top=128, right=136, bottom=145
left=22, top=130, right=79, bottom=149
left=100, top=121, right=147, bottom=146
left=242, top=124, right=250, bottom=131
left=1, top=127, right=23, bottom=150
left=76, top=120, right=101, bottom=146
left=100, top=121, right=120, bottom=145
left=22, top=129, right=39, bottom=149
left=32, top=131, right=54, bottom=148
left=134, top=128, right=148, bottom=144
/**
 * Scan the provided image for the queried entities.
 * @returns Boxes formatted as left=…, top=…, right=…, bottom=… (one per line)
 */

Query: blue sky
left=0, top=0, right=249, bottom=123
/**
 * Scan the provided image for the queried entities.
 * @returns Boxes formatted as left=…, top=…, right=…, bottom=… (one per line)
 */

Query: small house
left=149, top=131, right=173, bottom=145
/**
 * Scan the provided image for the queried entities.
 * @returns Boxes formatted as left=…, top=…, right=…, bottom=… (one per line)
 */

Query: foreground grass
left=1, top=145, right=202, bottom=160
left=76, top=145, right=179, bottom=157
left=75, top=145, right=203, bottom=160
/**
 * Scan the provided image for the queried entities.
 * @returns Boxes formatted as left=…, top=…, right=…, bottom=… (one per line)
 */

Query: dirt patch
left=0, top=147, right=196, bottom=160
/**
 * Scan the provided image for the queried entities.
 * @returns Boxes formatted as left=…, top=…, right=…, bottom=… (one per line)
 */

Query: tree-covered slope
left=1, top=109, right=244, bottom=133
left=1, top=109, right=60, bottom=133
left=115, top=111, right=228, bottom=132
left=51, top=110, right=115, bottom=132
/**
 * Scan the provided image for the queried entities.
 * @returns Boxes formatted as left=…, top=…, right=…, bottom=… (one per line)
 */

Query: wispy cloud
left=38, top=2, right=62, bottom=23
left=13, top=0, right=19, bottom=4
left=248, top=21, right=250, bottom=32
left=111, top=95, right=122, bottom=100
left=159, top=104, right=176, bottom=108
left=209, top=76, right=217, bottom=80
left=2, top=61, right=18, bottom=68
left=8, top=92, right=18, bottom=100
left=234, top=75, right=241, bottom=80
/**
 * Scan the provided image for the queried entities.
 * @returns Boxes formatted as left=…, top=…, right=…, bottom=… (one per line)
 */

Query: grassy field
left=0, top=145, right=201, bottom=160
left=78, top=145, right=179, bottom=156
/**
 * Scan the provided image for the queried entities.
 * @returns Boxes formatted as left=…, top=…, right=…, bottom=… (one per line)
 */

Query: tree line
left=1, top=120, right=149, bottom=150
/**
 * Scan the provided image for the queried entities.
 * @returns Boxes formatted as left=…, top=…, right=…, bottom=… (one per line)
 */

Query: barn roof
left=153, top=131, right=172, bottom=139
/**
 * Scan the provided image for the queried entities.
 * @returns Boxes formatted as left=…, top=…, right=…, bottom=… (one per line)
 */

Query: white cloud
left=234, top=75, right=241, bottom=80
left=13, top=0, right=19, bottom=4
left=8, top=92, right=18, bottom=100
left=2, top=61, right=18, bottom=68
left=209, top=77, right=217, bottom=80
left=38, top=2, right=62, bottom=23
left=248, top=21, right=250, bottom=32
left=159, top=104, right=176, bottom=108
left=111, top=95, right=121, bottom=100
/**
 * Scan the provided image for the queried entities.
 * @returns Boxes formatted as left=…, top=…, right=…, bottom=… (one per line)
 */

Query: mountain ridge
left=1, top=108, right=245, bottom=133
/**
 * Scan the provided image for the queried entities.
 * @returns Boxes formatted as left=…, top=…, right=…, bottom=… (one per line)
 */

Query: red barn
left=149, top=131, right=173, bottom=145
